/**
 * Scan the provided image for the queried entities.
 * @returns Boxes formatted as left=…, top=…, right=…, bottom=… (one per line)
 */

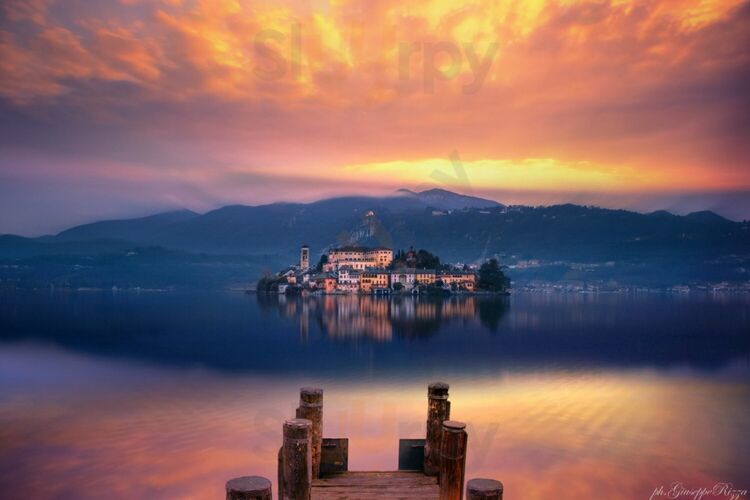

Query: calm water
left=0, top=291, right=749, bottom=499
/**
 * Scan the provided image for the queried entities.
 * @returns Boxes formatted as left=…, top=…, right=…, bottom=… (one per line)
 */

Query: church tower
left=300, top=245, right=310, bottom=270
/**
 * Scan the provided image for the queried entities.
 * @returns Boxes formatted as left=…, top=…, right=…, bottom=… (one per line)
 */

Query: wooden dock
left=225, top=383, right=504, bottom=500
left=312, top=471, right=438, bottom=499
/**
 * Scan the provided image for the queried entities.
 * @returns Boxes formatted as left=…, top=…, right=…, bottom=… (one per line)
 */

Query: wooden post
left=425, top=382, right=450, bottom=476
left=282, top=418, right=312, bottom=500
left=225, top=476, right=272, bottom=500
left=439, top=420, right=467, bottom=500
left=277, top=446, right=284, bottom=500
left=467, top=478, right=503, bottom=500
left=295, top=387, right=323, bottom=478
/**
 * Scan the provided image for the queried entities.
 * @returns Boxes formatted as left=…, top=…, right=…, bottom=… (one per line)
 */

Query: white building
left=390, top=269, right=417, bottom=290
left=324, top=246, right=393, bottom=271
left=337, top=267, right=361, bottom=293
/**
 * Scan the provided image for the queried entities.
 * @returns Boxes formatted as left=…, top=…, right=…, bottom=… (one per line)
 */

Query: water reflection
left=256, top=294, right=510, bottom=341
left=1, top=291, right=748, bottom=373
left=1, top=291, right=749, bottom=499
left=0, top=344, right=748, bottom=500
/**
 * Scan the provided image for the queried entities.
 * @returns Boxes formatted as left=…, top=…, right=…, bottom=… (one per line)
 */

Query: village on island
left=257, top=245, right=510, bottom=295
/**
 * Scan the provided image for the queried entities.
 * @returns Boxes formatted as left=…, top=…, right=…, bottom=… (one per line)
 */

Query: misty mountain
left=44, top=191, right=506, bottom=256
left=54, top=209, right=200, bottom=242
left=684, top=210, right=736, bottom=225
left=37, top=194, right=748, bottom=263
left=1, top=189, right=749, bottom=288
left=395, top=188, right=503, bottom=210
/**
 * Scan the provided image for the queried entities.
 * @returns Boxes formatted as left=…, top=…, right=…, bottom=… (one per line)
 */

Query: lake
left=1, top=291, right=748, bottom=499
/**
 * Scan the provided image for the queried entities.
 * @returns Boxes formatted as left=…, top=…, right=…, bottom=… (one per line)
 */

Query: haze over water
left=1, top=291, right=748, bottom=499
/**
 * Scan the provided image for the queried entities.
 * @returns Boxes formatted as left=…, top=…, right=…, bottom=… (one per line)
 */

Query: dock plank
left=312, top=471, right=438, bottom=500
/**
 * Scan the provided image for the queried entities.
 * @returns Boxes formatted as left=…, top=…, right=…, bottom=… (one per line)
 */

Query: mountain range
left=1, top=189, right=748, bottom=288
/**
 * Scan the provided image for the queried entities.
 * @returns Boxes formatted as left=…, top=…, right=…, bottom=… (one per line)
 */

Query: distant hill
left=395, top=188, right=503, bottom=210
left=1, top=189, right=749, bottom=288
left=55, top=209, right=199, bottom=242
left=684, top=210, right=733, bottom=224
left=35, top=191, right=507, bottom=257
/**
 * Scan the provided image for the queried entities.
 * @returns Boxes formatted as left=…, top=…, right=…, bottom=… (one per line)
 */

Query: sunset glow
left=2, top=4, right=749, bottom=497
left=2, top=343, right=747, bottom=499
left=1, top=0, right=749, bottom=233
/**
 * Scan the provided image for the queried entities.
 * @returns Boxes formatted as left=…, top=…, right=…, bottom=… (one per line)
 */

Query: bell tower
left=300, top=245, right=310, bottom=270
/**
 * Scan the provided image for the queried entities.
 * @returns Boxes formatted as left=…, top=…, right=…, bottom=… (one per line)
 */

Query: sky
left=1, top=0, right=749, bottom=235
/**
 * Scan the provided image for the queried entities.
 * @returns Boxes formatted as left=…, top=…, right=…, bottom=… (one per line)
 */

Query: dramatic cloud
left=1, top=0, right=749, bottom=233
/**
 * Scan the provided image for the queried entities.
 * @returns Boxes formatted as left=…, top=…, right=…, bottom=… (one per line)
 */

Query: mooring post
left=277, top=446, right=284, bottom=500
left=467, top=478, right=503, bottom=500
left=225, top=476, right=272, bottom=500
left=439, top=420, right=468, bottom=500
left=425, top=382, right=450, bottom=476
left=282, top=418, right=312, bottom=500
left=295, top=387, right=323, bottom=478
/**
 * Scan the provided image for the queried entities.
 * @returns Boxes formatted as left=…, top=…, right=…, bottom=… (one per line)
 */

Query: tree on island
left=315, top=253, right=328, bottom=272
left=391, top=247, right=442, bottom=269
left=416, top=249, right=441, bottom=269
left=477, top=258, right=510, bottom=292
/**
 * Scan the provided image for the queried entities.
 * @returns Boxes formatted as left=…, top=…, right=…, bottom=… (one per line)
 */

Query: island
left=256, top=245, right=510, bottom=295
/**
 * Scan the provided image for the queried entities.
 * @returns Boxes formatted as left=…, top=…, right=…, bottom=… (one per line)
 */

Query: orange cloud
left=1, top=0, right=744, bottom=104
left=0, top=0, right=748, bottom=227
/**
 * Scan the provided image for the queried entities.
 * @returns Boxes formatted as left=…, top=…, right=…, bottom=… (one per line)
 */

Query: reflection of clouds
left=259, top=294, right=510, bottom=341
left=0, top=348, right=293, bottom=499
left=1, top=345, right=747, bottom=499
left=457, top=374, right=748, bottom=499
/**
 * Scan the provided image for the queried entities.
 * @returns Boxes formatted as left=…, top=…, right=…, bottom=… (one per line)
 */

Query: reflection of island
left=256, top=293, right=510, bottom=341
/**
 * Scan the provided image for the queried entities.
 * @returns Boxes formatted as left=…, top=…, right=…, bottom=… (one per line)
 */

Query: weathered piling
left=225, top=476, right=272, bottom=500
left=295, top=387, right=323, bottom=478
left=439, top=420, right=468, bottom=500
left=467, top=478, right=503, bottom=500
left=282, top=418, right=312, bottom=500
left=425, top=382, right=451, bottom=476
left=277, top=447, right=284, bottom=500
